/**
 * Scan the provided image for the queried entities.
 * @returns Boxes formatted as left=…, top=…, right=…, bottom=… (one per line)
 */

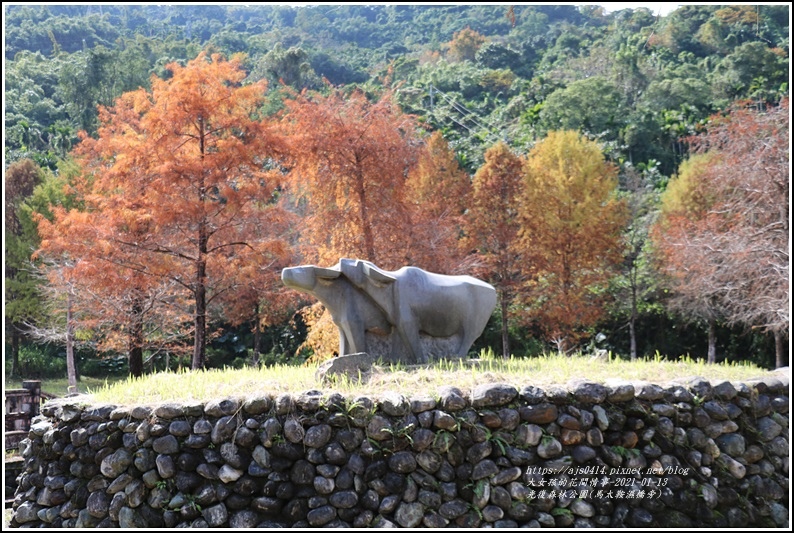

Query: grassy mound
left=77, top=352, right=775, bottom=406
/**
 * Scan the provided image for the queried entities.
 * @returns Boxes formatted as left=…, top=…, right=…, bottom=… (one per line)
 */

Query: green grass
left=71, top=351, right=776, bottom=406
left=4, top=375, right=125, bottom=398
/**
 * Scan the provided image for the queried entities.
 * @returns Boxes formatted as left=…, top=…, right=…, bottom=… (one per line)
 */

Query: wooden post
left=21, top=380, right=41, bottom=417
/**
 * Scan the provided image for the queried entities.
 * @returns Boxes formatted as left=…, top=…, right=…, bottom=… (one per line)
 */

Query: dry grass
left=80, top=351, right=779, bottom=407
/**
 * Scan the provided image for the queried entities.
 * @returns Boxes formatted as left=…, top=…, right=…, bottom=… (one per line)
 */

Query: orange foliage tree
left=38, top=243, right=191, bottom=377
left=281, top=88, right=421, bottom=270
left=405, top=130, right=471, bottom=274
left=22, top=165, right=110, bottom=386
left=39, top=52, right=293, bottom=371
left=519, top=130, right=628, bottom=353
left=461, top=141, right=525, bottom=358
left=212, top=229, right=298, bottom=365
left=281, top=91, right=478, bottom=360
left=35, top=167, right=192, bottom=377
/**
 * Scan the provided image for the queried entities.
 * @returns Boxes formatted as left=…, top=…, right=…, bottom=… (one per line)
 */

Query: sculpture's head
left=339, top=258, right=396, bottom=289
left=281, top=265, right=341, bottom=291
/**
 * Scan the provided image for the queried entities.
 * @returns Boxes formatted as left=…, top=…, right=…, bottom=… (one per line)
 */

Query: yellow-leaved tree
left=519, top=130, right=629, bottom=353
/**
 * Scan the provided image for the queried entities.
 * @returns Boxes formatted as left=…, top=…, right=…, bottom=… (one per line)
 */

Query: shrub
left=80, top=354, right=129, bottom=377
left=14, top=344, right=66, bottom=378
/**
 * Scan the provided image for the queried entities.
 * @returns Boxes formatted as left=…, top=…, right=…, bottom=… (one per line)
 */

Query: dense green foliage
left=4, top=4, right=789, bottom=376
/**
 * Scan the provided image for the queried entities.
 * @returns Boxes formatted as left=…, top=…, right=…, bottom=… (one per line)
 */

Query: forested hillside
left=4, top=4, right=790, bottom=380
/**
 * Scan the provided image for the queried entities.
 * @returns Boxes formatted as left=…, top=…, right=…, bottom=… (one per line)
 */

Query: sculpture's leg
left=338, top=328, right=350, bottom=356
left=396, top=319, right=425, bottom=364
left=348, top=322, right=367, bottom=355
left=456, top=331, right=475, bottom=358
left=385, top=331, right=402, bottom=364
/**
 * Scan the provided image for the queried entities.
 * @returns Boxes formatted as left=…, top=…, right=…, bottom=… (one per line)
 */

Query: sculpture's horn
left=314, top=266, right=342, bottom=279
left=362, top=262, right=396, bottom=283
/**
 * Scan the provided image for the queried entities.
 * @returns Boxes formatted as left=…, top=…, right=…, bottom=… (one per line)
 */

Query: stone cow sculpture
left=281, top=264, right=391, bottom=356
left=338, top=259, right=497, bottom=363
left=282, top=259, right=497, bottom=364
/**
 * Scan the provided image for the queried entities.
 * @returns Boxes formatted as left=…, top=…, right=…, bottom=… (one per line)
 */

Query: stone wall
left=9, top=373, right=789, bottom=528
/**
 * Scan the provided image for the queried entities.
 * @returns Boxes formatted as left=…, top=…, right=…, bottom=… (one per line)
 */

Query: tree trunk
left=629, top=318, right=637, bottom=361
left=66, top=293, right=78, bottom=393
left=192, top=256, right=207, bottom=370
left=193, top=119, right=208, bottom=371
left=74, top=349, right=81, bottom=382
left=500, top=289, right=510, bottom=359
left=128, top=299, right=144, bottom=377
left=774, top=330, right=787, bottom=368
left=354, top=161, right=376, bottom=262
left=707, top=318, right=717, bottom=364
left=555, top=338, right=567, bottom=357
left=10, top=325, right=20, bottom=377
left=629, top=283, right=637, bottom=361
left=252, top=304, right=261, bottom=366
left=129, top=344, right=144, bottom=377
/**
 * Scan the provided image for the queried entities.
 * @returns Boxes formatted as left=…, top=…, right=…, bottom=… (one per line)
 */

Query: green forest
left=4, top=4, right=790, bottom=384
